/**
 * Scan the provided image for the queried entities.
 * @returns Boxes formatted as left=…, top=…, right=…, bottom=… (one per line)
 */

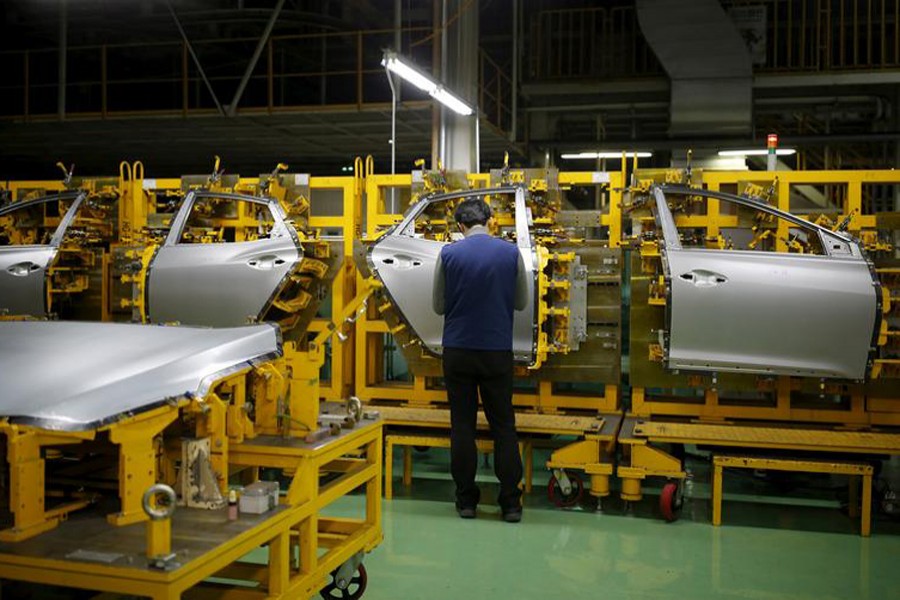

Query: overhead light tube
left=718, top=148, right=797, bottom=157
left=381, top=50, right=474, bottom=115
left=560, top=151, right=653, bottom=159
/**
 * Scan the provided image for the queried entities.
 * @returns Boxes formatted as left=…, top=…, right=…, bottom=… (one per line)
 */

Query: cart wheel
left=321, top=563, right=367, bottom=600
left=548, top=471, right=584, bottom=508
left=659, top=480, right=683, bottom=522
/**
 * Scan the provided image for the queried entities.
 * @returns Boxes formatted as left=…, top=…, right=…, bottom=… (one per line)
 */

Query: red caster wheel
left=659, top=480, right=683, bottom=522
left=548, top=470, right=584, bottom=508
left=321, top=563, right=367, bottom=600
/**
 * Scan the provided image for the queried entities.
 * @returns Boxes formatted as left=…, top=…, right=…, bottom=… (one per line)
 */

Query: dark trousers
left=442, top=347, right=523, bottom=511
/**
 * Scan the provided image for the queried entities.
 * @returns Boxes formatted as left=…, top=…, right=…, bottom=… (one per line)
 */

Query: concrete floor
left=13, top=448, right=900, bottom=599
left=341, top=447, right=900, bottom=600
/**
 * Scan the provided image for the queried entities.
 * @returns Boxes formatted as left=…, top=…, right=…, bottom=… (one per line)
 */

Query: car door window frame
left=163, top=191, right=297, bottom=247
left=0, top=192, right=87, bottom=249
left=652, top=185, right=859, bottom=258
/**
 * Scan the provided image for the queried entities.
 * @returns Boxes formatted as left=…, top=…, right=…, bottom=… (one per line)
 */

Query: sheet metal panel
left=0, top=321, right=281, bottom=431
left=369, top=187, right=536, bottom=363
left=666, top=249, right=876, bottom=379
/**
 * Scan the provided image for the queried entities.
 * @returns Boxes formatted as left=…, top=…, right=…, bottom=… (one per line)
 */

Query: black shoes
left=456, top=505, right=476, bottom=519
left=501, top=509, right=522, bottom=523
left=455, top=505, right=521, bottom=521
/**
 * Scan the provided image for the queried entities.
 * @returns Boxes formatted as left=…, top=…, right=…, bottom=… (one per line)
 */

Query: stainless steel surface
left=567, top=257, right=588, bottom=352
left=0, top=321, right=281, bottom=430
left=369, top=187, right=536, bottom=363
left=653, top=186, right=878, bottom=379
left=0, top=192, right=85, bottom=316
left=148, top=191, right=302, bottom=327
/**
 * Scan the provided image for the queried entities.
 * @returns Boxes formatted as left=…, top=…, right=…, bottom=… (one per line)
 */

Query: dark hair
left=454, top=198, right=492, bottom=227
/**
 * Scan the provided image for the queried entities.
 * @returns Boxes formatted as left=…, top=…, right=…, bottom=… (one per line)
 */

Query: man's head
left=454, top=198, right=492, bottom=232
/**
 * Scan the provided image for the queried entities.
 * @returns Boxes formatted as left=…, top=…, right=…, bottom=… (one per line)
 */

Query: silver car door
left=369, top=187, right=536, bottom=364
left=654, top=187, right=877, bottom=379
left=0, top=193, right=84, bottom=316
left=147, top=192, right=301, bottom=327
left=512, top=187, right=537, bottom=364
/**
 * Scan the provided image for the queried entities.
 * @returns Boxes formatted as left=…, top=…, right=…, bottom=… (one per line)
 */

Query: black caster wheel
left=321, top=563, right=367, bottom=600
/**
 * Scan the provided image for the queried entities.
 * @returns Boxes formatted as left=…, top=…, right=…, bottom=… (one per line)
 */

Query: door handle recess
left=7, top=262, right=42, bottom=277
left=679, top=270, right=727, bottom=287
left=381, top=255, right=422, bottom=269
left=247, top=255, right=287, bottom=270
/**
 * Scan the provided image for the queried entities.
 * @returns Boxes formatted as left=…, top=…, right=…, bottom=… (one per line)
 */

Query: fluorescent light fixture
left=718, top=148, right=797, bottom=157
left=561, top=151, right=653, bottom=159
left=431, top=87, right=474, bottom=116
left=382, top=55, right=436, bottom=93
left=382, top=50, right=474, bottom=116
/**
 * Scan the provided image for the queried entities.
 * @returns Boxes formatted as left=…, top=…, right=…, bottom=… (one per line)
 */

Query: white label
left=591, top=172, right=611, bottom=184
left=294, top=174, right=310, bottom=186
left=142, top=179, right=157, bottom=190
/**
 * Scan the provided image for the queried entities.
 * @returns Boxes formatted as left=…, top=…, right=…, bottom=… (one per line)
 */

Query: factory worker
left=432, top=197, right=527, bottom=523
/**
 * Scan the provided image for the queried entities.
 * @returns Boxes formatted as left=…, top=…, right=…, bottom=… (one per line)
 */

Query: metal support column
left=439, top=0, right=479, bottom=172
left=57, top=0, right=67, bottom=120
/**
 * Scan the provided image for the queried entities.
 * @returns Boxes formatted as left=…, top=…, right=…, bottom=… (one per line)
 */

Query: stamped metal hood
left=0, top=321, right=282, bottom=431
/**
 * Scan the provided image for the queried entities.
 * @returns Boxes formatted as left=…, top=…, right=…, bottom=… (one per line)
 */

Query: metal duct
left=636, top=0, right=752, bottom=136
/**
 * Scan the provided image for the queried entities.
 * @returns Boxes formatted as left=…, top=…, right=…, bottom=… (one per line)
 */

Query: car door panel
left=370, top=236, right=445, bottom=354
left=0, top=192, right=84, bottom=317
left=147, top=192, right=301, bottom=327
left=666, top=249, right=876, bottom=379
left=0, top=247, right=55, bottom=315
left=148, top=239, right=299, bottom=326
left=369, top=187, right=536, bottom=364
left=654, top=186, right=878, bottom=380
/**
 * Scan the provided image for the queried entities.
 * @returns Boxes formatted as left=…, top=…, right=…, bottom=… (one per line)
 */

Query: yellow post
left=366, top=429, right=383, bottom=531
left=143, top=483, right=176, bottom=570
left=384, top=437, right=394, bottom=500
left=108, top=407, right=180, bottom=526
left=146, top=517, right=172, bottom=560
left=861, top=473, right=872, bottom=537
left=0, top=426, right=91, bottom=542
left=712, top=462, right=723, bottom=526
left=268, top=531, right=291, bottom=595
left=286, top=341, right=324, bottom=435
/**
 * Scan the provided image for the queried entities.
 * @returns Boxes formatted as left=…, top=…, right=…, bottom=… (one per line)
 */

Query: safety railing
left=0, top=27, right=498, bottom=133
left=723, top=0, right=900, bottom=71
left=479, top=49, right=514, bottom=135
left=527, top=5, right=662, bottom=80
left=527, top=1, right=900, bottom=81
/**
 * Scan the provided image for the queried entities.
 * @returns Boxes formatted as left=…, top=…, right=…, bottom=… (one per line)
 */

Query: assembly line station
left=1, top=1, right=899, bottom=599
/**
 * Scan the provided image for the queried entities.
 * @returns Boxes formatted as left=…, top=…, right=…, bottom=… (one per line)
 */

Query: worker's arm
left=514, top=251, right=528, bottom=311
left=432, top=253, right=445, bottom=315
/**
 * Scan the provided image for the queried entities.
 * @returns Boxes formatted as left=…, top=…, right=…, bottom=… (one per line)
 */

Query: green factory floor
left=15, top=448, right=900, bottom=600
left=347, top=446, right=900, bottom=600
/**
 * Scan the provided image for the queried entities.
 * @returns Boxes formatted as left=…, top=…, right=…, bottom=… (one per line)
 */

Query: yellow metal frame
left=2, top=164, right=364, bottom=402
left=711, top=455, right=874, bottom=536
left=617, top=414, right=900, bottom=505
left=354, top=168, right=624, bottom=415
left=0, top=419, right=383, bottom=600
left=383, top=434, right=533, bottom=500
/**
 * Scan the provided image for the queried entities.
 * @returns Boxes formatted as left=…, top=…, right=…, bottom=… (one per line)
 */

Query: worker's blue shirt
left=439, top=233, right=520, bottom=351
